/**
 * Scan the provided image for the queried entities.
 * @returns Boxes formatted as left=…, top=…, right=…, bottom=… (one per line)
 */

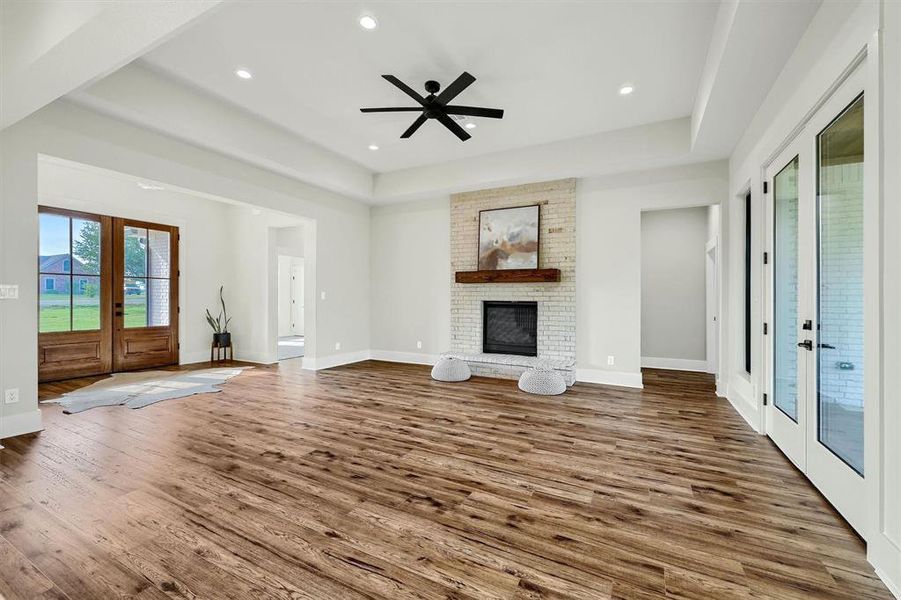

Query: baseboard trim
left=641, top=357, right=709, bottom=372
left=180, top=351, right=213, bottom=365
left=1, top=409, right=43, bottom=440
left=715, top=380, right=727, bottom=398
left=575, top=368, right=643, bottom=389
left=303, top=350, right=369, bottom=371
left=369, top=350, right=439, bottom=366
left=725, top=378, right=762, bottom=433
left=875, top=567, right=901, bottom=599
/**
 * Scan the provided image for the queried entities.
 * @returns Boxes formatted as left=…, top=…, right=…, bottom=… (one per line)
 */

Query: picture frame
left=477, top=204, right=540, bottom=270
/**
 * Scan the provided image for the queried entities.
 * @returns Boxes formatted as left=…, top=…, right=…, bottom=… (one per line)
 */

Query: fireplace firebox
left=483, top=301, right=538, bottom=356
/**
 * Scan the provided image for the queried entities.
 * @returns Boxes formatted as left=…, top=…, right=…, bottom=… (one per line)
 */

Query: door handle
left=819, top=343, right=836, bottom=349
left=797, top=340, right=813, bottom=351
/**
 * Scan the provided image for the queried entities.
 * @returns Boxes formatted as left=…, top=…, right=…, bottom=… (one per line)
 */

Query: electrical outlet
left=417, top=340, right=422, bottom=349
left=320, top=291, right=326, bottom=300
left=607, top=356, right=615, bottom=366
left=4, top=388, right=19, bottom=404
left=335, top=342, right=341, bottom=351
left=0, top=284, right=19, bottom=300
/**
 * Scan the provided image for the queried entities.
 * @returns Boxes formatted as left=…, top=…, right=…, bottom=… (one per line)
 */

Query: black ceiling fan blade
left=400, top=114, right=429, bottom=138
left=436, top=71, right=476, bottom=105
left=436, top=112, right=471, bottom=141
left=382, top=75, right=427, bottom=106
left=443, top=106, right=504, bottom=119
left=360, top=107, right=425, bottom=113
left=435, top=71, right=476, bottom=104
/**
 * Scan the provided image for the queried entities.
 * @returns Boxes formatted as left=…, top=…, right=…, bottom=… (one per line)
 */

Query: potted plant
left=206, top=286, right=232, bottom=348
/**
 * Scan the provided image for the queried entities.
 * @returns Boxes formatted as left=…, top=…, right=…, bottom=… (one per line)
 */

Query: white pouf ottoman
left=431, top=356, right=471, bottom=382
left=518, top=368, right=566, bottom=395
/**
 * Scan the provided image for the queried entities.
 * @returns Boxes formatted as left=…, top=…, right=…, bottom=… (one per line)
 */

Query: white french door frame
left=764, top=134, right=810, bottom=472
left=759, top=49, right=880, bottom=541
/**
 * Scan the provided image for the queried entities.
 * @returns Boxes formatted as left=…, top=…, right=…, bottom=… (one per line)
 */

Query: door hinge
left=763, top=323, right=768, bottom=335
left=763, top=252, right=768, bottom=265
left=763, top=393, right=768, bottom=406
left=763, top=181, right=769, bottom=194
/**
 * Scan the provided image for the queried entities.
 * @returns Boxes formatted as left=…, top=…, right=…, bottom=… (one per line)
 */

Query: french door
left=38, top=211, right=179, bottom=381
left=112, top=218, right=179, bottom=372
left=764, top=64, right=867, bottom=534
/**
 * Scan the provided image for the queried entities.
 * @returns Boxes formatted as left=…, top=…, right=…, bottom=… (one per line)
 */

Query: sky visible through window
left=39, top=213, right=69, bottom=256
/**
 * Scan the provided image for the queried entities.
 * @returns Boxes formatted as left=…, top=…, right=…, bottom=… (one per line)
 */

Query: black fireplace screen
left=483, top=301, right=537, bottom=356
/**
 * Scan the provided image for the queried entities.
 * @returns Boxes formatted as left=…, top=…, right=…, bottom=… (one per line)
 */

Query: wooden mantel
left=455, top=268, right=561, bottom=284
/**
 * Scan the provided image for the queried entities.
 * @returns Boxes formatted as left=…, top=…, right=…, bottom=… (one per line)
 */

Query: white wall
left=577, top=161, right=727, bottom=387
left=276, top=225, right=304, bottom=258
left=0, top=100, right=371, bottom=439
left=369, top=198, right=451, bottom=363
left=640, top=206, right=709, bottom=369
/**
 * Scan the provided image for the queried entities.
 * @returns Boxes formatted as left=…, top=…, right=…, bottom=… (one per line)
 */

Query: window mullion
left=69, top=217, right=74, bottom=332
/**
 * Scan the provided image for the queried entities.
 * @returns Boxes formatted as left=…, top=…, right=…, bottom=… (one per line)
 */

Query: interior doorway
left=277, top=255, right=304, bottom=360
left=640, top=206, right=712, bottom=373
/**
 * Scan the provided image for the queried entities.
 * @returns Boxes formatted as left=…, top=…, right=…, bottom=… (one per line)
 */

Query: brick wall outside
left=148, top=230, right=171, bottom=327
left=450, top=179, right=576, bottom=378
left=773, top=165, right=800, bottom=417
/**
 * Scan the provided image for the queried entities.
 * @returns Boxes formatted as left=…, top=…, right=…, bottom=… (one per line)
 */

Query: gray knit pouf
left=431, top=356, right=471, bottom=382
left=518, top=368, right=566, bottom=395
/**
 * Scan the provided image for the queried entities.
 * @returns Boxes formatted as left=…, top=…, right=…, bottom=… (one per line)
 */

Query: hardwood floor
left=1, top=361, right=891, bottom=599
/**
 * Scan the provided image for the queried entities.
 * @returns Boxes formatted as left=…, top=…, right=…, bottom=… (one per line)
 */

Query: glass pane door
left=38, top=213, right=102, bottom=332
left=37, top=207, right=112, bottom=382
left=765, top=63, right=867, bottom=537
left=123, top=226, right=172, bottom=328
left=112, top=218, right=179, bottom=372
left=773, top=157, right=800, bottom=422
left=816, top=95, right=865, bottom=475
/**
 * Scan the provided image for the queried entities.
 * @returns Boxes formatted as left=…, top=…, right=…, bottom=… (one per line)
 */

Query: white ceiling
left=141, top=1, right=720, bottom=173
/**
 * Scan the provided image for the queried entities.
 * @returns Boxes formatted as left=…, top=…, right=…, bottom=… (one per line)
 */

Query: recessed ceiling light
left=619, top=83, right=634, bottom=95
left=235, top=69, right=253, bottom=80
left=359, top=15, right=378, bottom=30
left=368, top=144, right=379, bottom=151
left=464, top=122, right=477, bottom=130
left=137, top=182, right=164, bottom=191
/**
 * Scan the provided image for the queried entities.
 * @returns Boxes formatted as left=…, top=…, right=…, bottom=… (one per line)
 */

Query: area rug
left=43, top=367, right=247, bottom=414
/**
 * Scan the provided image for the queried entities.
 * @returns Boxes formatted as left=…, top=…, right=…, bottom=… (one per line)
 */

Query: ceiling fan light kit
left=360, top=71, right=504, bottom=141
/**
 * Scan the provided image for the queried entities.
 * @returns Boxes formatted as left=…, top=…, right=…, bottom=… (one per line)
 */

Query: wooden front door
left=38, top=208, right=113, bottom=382
left=112, top=218, right=179, bottom=372
left=37, top=209, right=179, bottom=382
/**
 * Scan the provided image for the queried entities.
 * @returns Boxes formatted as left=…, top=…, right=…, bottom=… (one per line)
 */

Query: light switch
left=0, top=284, right=18, bottom=300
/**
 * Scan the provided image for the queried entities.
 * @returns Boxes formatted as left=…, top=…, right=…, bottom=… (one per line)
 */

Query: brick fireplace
left=450, top=178, right=576, bottom=381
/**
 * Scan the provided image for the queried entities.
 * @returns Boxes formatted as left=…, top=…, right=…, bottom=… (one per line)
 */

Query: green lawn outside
left=39, top=294, right=148, bottom=332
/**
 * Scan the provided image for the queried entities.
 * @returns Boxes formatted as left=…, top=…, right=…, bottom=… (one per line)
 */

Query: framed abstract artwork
left=478, top=205, right=539, bottom=270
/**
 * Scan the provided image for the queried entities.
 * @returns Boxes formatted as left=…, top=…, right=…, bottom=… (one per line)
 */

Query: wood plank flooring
left=0, top=361, right=891, bottom=599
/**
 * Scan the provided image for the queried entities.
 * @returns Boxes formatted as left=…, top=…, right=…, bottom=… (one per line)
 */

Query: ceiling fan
left=360, top=72, right=504, bottom=141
